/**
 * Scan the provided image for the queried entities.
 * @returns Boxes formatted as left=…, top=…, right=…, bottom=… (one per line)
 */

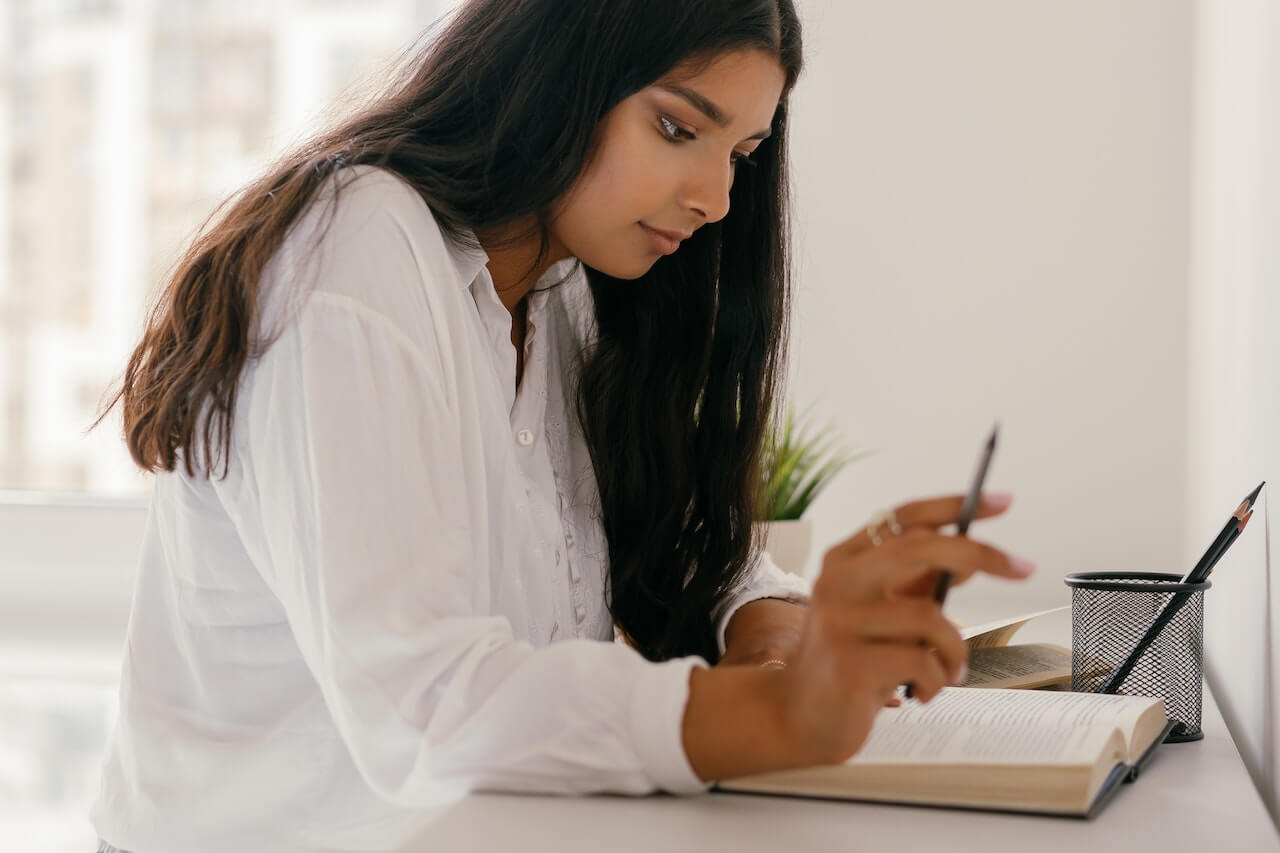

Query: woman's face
left=550, top=48, right=787, bottom=279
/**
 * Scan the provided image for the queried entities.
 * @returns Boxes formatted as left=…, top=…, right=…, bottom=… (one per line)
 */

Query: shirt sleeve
left=237, top=185, right=711, bottom=807
left=711, top=549, right=813, bottom=657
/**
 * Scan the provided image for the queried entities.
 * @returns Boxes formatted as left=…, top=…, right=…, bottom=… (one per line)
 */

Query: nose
left=680, top=158, right=734, bottom=225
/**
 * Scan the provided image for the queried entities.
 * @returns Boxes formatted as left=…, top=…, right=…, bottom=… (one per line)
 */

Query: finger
left=836, top=492, right=1014, bottom=554
left=885, top=489, right=1013, bottom=535
left=895, top=568, right=960, bottom=599
left=870, top=529, right=1035, bottom=591
left=892, top=491, right=1014, bottom=530
left=819, top=530, right=1035, bottom=606
left=841, top=600, right=968, bottom=682
left=869, top=645, right=951, bottom=703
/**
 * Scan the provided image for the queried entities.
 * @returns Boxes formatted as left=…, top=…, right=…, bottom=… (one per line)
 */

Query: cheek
left=577, top=130, right=669, bottom=222
left=550, top=120, right=679, bottom=277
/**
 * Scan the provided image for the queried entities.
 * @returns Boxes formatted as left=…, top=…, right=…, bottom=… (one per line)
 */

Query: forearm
left=720, top=597, right=807, bottom=666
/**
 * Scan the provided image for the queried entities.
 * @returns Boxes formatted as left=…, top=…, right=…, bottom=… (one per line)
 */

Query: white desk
left=399, top=611, right=1279, bottom=853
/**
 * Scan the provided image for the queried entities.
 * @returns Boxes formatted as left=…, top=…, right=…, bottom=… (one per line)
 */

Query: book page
left=963, top=643, right=1072, bottom=689
left=850, top=714, right=1109, bottom=766
left=849, top=687, right=1159, bottom=765
left=960, top=606, right=1068, bottom=650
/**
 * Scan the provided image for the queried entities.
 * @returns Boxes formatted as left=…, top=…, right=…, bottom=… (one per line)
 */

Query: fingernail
left=953, top=663, right=968, bottom=685
left=984, top=491, right=1014, bottom=509
left=1010, top=556, right=1036, bottom=576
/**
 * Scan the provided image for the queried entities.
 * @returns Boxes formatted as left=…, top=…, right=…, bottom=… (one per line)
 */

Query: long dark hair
left=102, top=0, right=803, bottom=664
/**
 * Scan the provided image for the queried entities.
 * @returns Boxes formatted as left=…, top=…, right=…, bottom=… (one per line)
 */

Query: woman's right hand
left=764, top=492, right=1035, bottom=767
left=682, top=492, right=1034, bottom=783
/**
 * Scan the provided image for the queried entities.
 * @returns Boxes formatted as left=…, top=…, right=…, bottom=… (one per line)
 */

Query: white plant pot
left=756, top=518, right=814, bottom=578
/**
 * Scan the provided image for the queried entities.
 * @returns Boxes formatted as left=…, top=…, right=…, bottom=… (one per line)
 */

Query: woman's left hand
left=718, top=597, right=806, bottom=667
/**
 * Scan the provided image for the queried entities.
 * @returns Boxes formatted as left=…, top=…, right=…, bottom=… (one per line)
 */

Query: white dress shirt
left=90, top=166, right=812, bottom=853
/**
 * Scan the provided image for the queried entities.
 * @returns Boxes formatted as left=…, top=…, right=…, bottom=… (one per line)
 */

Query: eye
left=658, top=115, right=695, bottom=141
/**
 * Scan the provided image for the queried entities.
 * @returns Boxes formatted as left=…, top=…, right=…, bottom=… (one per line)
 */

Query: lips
left=643, top=225, right=693, bottom=243
left=639, top=223, right=692, bottom=256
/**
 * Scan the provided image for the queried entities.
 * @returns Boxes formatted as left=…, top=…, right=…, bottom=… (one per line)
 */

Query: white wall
left=1189, top=0, right=1280, bottom=825
left=787, top=0, right=1194, bottom=625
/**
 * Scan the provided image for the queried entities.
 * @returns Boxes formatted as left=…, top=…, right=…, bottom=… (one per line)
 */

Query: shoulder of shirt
left=258, top=165, right=482, bottom=337
left=313, top=164, right=434, bottom=229
left=291, top=164, right=463, bottom=276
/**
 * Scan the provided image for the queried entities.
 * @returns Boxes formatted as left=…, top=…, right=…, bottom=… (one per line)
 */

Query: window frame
left=0, top=490, right=147, bottom=646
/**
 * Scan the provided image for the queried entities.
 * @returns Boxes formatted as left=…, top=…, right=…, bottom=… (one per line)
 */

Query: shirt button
left=516, top=429, right=534, bottom=446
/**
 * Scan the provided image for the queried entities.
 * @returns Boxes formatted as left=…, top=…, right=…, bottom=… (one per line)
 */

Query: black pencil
left=904, top=424, right=999, bottom=699
left=1181, top=481, right=1264, bottom=585
left=1102, top=482, right=1263, bottom=695
left=1201, top=511, right=1253, bottom=578
left=932, top=424, right=1000, bottom=605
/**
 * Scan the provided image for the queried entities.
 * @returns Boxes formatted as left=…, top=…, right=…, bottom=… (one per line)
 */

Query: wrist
left=721, top=597, right=806, bottom=665
left=682, top=664, right=798, bottom=782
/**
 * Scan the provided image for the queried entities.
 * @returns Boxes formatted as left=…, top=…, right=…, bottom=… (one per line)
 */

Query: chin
left=584, top=255, right=658, bottom=280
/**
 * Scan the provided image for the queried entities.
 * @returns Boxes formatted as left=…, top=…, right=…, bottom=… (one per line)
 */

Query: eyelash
left=658, top=115, right=757, bottom=168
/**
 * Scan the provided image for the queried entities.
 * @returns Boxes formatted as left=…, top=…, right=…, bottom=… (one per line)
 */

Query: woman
left=91, top=0, right=1033, bottom=850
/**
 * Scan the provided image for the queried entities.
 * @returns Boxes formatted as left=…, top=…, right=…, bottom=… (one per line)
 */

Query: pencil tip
left=1245, top=481, right=1266, bottom=507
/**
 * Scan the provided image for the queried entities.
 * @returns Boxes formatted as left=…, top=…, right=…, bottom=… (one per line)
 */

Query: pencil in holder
left=1064, top=572, right=1210, bottom=743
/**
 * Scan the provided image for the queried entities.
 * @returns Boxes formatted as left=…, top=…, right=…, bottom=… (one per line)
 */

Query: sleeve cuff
left=714, top=550, right=813, bottom=656
left=627, top=654, right=713, bottom=794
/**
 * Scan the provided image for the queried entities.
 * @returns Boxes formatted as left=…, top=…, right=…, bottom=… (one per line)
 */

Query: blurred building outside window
left=0, top=0, right=459, bottom=496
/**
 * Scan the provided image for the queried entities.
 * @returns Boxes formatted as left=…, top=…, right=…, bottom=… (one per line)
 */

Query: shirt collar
left=443, top=228, right=596, bottom=349
left=442, top=228, right=491, bottom=292
left=445, top=229, right=582, bottom=310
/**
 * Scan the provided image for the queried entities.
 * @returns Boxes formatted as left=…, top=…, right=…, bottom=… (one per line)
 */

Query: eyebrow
left=658, top=84, right=773, bottom=141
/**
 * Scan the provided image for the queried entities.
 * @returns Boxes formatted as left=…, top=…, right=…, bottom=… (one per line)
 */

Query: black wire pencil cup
left=1065, top=482, right=1263, bottom=744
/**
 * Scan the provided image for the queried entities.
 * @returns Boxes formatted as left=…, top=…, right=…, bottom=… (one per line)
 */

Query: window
left=0, top=0, right=463, bottom=495
left=0, top=3, right=462, bottom=850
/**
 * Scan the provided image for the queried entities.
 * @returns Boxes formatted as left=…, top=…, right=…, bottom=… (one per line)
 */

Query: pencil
left=905, top=423, right=999, bottom=699
left=933, top=424, right=1000, bottom=605
left=1181, top=481, right=1264, bottom=584
left=1102, top=482, right=1263, bottom=695
left=1201, top=510, right=1253, bottom=578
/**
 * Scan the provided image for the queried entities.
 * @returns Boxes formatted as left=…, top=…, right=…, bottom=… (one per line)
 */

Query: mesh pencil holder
left=1064, top=572, right=1210, bottom=743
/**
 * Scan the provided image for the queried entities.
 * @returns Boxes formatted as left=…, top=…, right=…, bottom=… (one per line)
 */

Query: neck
left=479, top=222, right=571, bottom=316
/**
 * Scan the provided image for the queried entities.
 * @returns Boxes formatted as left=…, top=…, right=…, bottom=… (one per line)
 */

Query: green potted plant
left=755, top=400, right=866, bottom=576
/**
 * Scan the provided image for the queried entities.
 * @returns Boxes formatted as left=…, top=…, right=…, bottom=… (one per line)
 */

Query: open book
left=962, top=642, right=1075, bottom=689
left=959, top=605, right=1067, bottom=649
left=955, top=606, right=1112, bottom=690
left=715, top=687, right=1172, bottom=818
